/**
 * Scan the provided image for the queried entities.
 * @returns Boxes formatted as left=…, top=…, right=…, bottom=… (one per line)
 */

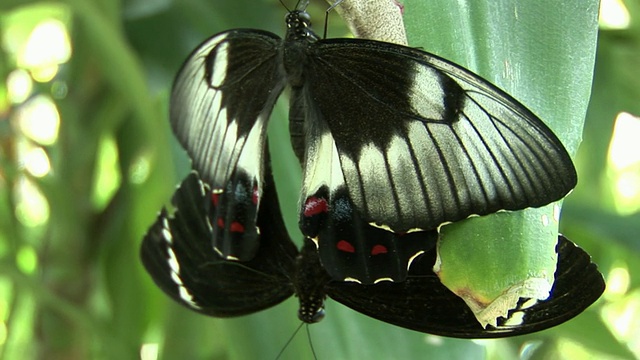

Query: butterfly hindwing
left=325, top=235, right=604, bottom=338
left=301, top=183, right=438, bottom=283
left=298, top=38, right=577, bottom=235
left=207, top=169, right=261, bottom=259
left=140, top=168, right=298, bottom=317
left=170, top=30, right=287, bottom=260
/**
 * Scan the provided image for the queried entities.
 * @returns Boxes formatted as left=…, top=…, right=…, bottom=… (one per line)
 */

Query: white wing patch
left=353, top=142, right=391, bottom=215
left=234, top=115, right=267, bottom=197
left=161, top=218, right=173, bottom=244
left=407, top=65, right=447, bottom=120
left=302, top=131, right=346, bottom=198
left=166, top=247, right=201, bottom=310
left=209, top=39, right=228, bottom=87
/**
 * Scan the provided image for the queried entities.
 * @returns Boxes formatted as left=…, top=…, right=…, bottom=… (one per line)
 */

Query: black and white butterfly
left=168, top=1, right=578, bottom=284
left=140, top=161, right=604, bottom=338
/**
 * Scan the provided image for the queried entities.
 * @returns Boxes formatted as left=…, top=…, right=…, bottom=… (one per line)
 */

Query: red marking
left=252, top=186, right=259, bottom=205
left=371, top=244, right=388, bottom=255
left=217, top=218, right=224, bottom=228
left=230, top=221, right=245, bottom=233
left=211, top=193, right=220, bottom=206
left=303, top=197, right=328, bottom=217
left=337, top=240, right=355, bottom=253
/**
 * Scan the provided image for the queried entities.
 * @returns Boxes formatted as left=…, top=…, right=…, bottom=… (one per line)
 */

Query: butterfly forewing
left=140, top=170, right=297, bottom=317
left=298, top=39, right=577, bottom=236
left=170, top=30, right=287, bottom=261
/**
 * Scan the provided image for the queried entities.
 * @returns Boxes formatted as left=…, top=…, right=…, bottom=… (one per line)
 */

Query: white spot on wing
left=179, top=287, right=201, bottom=310
left=369, top=222, right=425, bottom=234
left=407, top=250, right=425, bottom=270
left=407, top=64, right=447, bottom=120
left=209, top=39, right=228, bottom=87
left=235, top=114, right=267, bottom=198
left=213, top=247, right=224, bottom=257
left=166, top=247, right=201, bottom=309
left=205, top=217, right=214, bottom=232
left=161, top=218, right=173, bottom=244
left=354, top=143, right=393, bottom=217
left=310, top=237, right=319, bottom=247
left=170, top=271, right=182, bottom=285
left=162, top=228, right=173, bottom=244
left=197, top=178, right=207, bottom=196
left=302, top=132, right=346, bottom=197
left=167, top=247, right=180, bottom=274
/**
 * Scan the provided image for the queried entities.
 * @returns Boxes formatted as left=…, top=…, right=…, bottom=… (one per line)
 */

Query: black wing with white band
left=170, top=30, right=286, bottom=261
left=140, top=168, right=297, bottom=317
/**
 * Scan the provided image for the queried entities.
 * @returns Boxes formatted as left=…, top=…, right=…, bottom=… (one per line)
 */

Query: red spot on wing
left=304, top=197, right=328, bottom=217
left=337, top=240, right=355, bottom=253
left=371, top=244, right=388, bottom=255
left=217, top=218, right=224, bottom=228
left=230, top=221, right=245, bottom=233
left=211, top=193, right=220, bottom=206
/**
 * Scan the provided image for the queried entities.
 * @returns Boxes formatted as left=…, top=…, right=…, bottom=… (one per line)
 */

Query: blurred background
left=0, top=0, right=638, bottom=359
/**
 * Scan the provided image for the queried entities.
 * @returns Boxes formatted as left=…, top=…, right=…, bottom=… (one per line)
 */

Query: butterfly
left=140, top=159, right=604, bottom=337
left=168, top=1, right=578, bottom=284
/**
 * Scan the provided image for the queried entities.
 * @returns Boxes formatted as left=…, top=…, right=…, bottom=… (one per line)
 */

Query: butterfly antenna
left=279, top=0, right=291, bottom=11
left=306, top=324, right=318, bottom=360
left=295, top=0, right=310, bottom=11
left=274, top=322, right=305, bottom=360
left=323, top=0, right=344, bottom=39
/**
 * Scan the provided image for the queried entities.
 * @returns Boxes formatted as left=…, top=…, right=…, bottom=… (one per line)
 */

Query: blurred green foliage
left=0, top=0, right=638, bottom=359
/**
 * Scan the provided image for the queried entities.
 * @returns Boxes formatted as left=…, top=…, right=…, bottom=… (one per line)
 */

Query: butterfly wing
left=325, top=235, right=604, bottom=338
left=300, top=182, right=439, bottom=283
left=140, top=162, right=298, bottom=317
left=298, top=38, right=576, bottom=283
left=299, top=38, right=576, bottom=234
left=170, top=29, right=286, bottom=260
left=296, top=86, right=438, bottom=284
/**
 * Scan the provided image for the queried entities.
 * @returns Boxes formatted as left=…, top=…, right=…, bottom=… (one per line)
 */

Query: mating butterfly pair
left=142, top=163, right=603, bottom=337
left=141, top=1, right=603, bottom=338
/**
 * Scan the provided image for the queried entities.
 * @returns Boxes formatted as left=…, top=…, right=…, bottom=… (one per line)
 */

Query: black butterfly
left=168, top=2, right=578, bottom=284
left=140, top=160, right=604, bottom=338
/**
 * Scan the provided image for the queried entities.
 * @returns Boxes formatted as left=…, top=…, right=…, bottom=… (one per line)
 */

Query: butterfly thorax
left=282, top=10, right=319, bottom=87
left=293, top=239, right=332, bottom=323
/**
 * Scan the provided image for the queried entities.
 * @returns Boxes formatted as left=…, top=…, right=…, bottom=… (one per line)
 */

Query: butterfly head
left=298, top=303, right=325, bottom=324
left=285, top=10, right=319, bottom=42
